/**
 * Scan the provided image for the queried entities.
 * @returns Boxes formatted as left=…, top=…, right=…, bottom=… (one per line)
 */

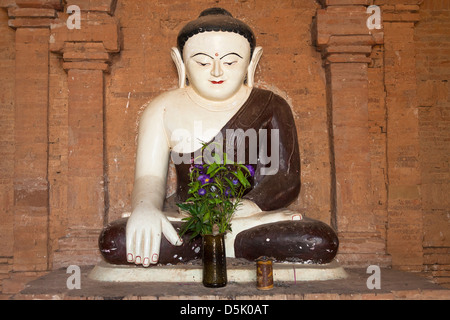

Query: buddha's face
left=183, top=31, right=251, bottom=101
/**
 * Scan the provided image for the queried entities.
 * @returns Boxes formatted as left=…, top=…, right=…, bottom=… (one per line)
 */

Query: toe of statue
left=234, top=218, right=339, bottom=264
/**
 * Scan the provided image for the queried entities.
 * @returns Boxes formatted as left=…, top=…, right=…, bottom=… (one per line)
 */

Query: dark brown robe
left=170, top=87, right=301, bottom=211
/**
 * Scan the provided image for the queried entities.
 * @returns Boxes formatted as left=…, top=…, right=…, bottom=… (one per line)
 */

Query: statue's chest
left=165, top=105, right=237, bottom=153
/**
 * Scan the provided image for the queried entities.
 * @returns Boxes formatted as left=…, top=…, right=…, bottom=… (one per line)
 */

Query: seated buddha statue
left=99, top=8, right=339, bottom=268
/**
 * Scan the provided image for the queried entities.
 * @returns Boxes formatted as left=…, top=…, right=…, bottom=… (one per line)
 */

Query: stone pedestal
left=88, top=259, right=348, bottom=283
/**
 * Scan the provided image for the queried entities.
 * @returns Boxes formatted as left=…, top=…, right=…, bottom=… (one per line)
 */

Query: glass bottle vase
left=202, top=233, right=227, bottom=288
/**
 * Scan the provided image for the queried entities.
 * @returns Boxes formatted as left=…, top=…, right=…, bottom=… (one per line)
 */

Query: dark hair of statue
left=177, top=7, right=256, bottom=59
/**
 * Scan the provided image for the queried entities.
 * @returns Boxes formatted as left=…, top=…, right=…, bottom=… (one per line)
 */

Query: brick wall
left=0, top=7, right=15, bottom=293
left=416, top=0, right=450, bottom=288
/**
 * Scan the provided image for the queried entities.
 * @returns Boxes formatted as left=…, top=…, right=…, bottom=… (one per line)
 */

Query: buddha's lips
left=211, top=80, right=225, bottom=84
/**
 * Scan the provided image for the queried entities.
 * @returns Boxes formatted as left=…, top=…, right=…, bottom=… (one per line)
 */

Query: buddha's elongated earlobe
left=247, top=46, right=263, bottom=88
left=171, top=47, right=186, bottom=88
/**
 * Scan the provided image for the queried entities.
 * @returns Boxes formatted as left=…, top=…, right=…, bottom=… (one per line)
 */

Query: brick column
left=49, top=1, right=120, bottom=268
left=1, top=0, right=61, bottom=273
left=315, top=0, right=390, bottom=266
left=382, top=4, right=423, bottom=272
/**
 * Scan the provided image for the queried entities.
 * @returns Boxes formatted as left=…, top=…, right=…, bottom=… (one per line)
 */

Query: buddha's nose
left=211, top=60, right=224, bottom=77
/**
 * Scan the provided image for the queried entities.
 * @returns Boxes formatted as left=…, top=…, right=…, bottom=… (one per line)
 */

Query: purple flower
left=198, top=174, right=213, bottom=185
left=232, top=179, right=239, bottom=186
left=198, top=188, right=206, bottom=196
left=194, top=164, right=204, bottom=170
left=245, top=165, right=255, bottom=177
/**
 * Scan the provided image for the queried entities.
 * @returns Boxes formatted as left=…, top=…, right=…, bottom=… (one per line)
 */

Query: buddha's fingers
left=126, top=227, right=136, bottom=263
left=162, top=218, right=183, bottom=247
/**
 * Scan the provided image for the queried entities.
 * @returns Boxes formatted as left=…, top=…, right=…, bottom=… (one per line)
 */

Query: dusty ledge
left=12, top=264, right=450, bottom=300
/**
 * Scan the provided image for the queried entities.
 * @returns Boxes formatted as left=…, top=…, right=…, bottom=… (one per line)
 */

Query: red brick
left=66, top=0, right=117, bottom=14
left=7, top=7, right=56, bottom=18
left=14, top=0, right=61, bottom=9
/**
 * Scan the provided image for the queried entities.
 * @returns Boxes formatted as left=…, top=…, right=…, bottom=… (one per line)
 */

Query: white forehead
left=183, top=31, right=251, bottom=59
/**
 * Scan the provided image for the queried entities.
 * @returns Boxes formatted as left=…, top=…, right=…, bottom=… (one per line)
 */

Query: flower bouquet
left=177, top=143, right=254, bottom=287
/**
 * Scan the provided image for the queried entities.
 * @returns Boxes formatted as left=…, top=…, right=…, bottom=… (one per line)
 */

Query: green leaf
left=209, top=166, right=226, bottom=178
left=235, top=170, right=250, bottom=188
left=202, top=211, right=210, bottom=223
left=206, top=162, right=218, bottom=175
left=223, top=153, right=229, bottom=165
left=224, top=176, right=234, bottom=188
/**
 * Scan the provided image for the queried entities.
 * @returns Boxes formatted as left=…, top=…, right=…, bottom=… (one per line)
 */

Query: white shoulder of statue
left=138, top=89, right=185, bottom=128
left=141, top=88, right=184, bottom=113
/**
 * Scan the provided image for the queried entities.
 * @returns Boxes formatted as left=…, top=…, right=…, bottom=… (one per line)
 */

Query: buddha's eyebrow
left=191, top=53, right=214, bottom=59
left=220, top=52, right=243, bottom=60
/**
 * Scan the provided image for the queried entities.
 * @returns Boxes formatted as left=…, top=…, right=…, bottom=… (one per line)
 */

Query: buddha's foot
left=98, top=218, right=202, bottom=265
left=234, top=218, right=339, bottom=264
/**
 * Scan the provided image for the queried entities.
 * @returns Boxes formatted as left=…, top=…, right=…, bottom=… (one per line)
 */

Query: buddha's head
left=172, top=8, right=263, bottom=101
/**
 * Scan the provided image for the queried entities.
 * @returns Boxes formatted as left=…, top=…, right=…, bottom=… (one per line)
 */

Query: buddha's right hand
left=125, top=205, right=183, bottom=267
